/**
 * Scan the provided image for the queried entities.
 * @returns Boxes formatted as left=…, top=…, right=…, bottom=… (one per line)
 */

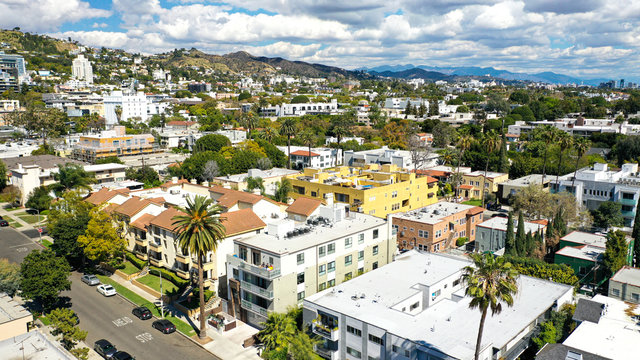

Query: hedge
left=126, top=252, right=146, bottom=269
left=149, top=267, right=189, bottom=289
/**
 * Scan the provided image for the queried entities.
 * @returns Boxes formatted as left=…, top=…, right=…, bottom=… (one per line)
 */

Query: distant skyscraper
left=72, top=54, right=93, bottom=84
left=620, top=79, right=625, bottom=88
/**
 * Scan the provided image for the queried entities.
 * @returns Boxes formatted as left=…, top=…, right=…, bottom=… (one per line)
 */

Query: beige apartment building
left=392, top=201, right=484, bottom=253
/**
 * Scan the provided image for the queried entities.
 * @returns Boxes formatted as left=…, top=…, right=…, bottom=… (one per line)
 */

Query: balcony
left=240, top=280, right=274, bottom=299
left=314, top=345, right=338, bottom=360
left=241, top=299, right=268, bottom=317
left=228, top=255, right=281, bottom=279
left=622, top=210, right=636, bottom=218
left=175, top=253, right=190, bottom=264
left=149, top=257, right=164, bottom=267
left=175, top=268, right=190, bottom=280
left=192, top=259, right=215, bottom=271
left=312, top=319, right=340, bottom=341
left=620, top=198, right=637, bottom=206
left=148, top=241, right=163, bottom=252
left=134, top=248, right=148, bottom=260
left=135, top=237, right=148, bottom=247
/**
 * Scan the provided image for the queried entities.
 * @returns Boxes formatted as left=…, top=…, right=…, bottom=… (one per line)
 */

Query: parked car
left=152, top=319, right=176, bottom=334
left=0, top=220, right=8, bottom=227
left=491, top=213, right=508, bottom=218
left=486, top=202, right=501, bottom=211
left=94, top=339, right=117, bottom=359
left=25, top=208, right=39, bottom=215
left=112, top=351, right=135, bottom=360
left=132, top=306, right=152, bottom=320
left=97, top=284, right=117, bottom=297
left=81, top=274, right=100, bottom=286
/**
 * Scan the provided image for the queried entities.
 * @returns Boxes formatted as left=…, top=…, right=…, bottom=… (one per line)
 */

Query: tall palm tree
left=571, top=137, right=591, bottom=192
left=455, top=135, right=473, bottom=202
left=298, top=130, right=317, bottom=169
left=242, top=112, right=258, bottom=140
left=480, top=131, right=499, bottom=208
left=258, top=312, right=297, bottom=353
left=279, top=118, right=297, bottom=169
left=555, top=133, right=574, bottom=191
left=262, top=127, right=278, bottom=143
left=462, top=253, right=519, bottom=360
left=537, top=125, right=558, bottom=184
left=51, top=163, right=96, bottom=197
left=172, top=196, right=226, bottom=340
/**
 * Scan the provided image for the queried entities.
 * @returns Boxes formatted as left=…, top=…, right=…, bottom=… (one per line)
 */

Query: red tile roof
left=220, top=208, right=266, bottom=236
left=459, top=184, right=474, bottom=190
left=286, top=197, right=322, bottom=216
left=114, top=197, right=156, bottom=217
left=466, top=206, right=485, bottom=216
left=167, top=120, right=197, bottom=126
left=130, top=213, right=156, bottom=230
left=149, top=207, right=184, bottom=232
left=85, top=188, right=121, bottom=205
left=290, top=150, right=320, bottom=157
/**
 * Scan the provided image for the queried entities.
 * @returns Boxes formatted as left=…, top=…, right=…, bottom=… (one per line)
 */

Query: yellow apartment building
left=460, top=171, right=509, bottom=199
left=286, top=164, right=439, bottom=218
left=72, top=125, right=155, bottom=163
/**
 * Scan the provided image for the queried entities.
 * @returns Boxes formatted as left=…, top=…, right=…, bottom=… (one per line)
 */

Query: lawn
left=137, top=274, right=179, bottom=295
left=5, top=206, right=23, bottom=212
left=8, top=220, right=22, bottom=228
left=119, top=261, right=141, bottom=275
left=462, top=199, right=483, bottom=207
left=96, top=275, right=196, bottom=336
left=18, top=214, right=45, bottom=224
left=42, top=239, right=52, bottom=248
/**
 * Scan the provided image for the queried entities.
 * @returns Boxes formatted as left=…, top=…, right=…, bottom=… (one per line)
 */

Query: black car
left=132, top=306, right=152, bottom=320
left=112, top=351, right=135, bottom=360
left=94, top=339, right=117, bottom=359
left=491, top=213, right=509, bottom=218
left=486, top=202, right=501, bottom=211
left=152, top=319, right=176, bottom=334
left=0, top=220, right=8, bottom=227
left=25, top=208, right=39, bottom=215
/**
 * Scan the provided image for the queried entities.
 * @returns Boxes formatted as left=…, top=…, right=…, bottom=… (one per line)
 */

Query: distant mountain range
left=359, top=64, right=613, bottom=86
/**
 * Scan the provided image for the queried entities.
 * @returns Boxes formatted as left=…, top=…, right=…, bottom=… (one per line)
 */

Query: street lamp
left=159, top=270, right=164, bottom=319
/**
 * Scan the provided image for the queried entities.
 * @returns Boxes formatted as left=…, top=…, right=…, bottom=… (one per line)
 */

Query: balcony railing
left=620, top=198, right=637, bottom=206
left=314, top=345, right=336, bottom=360
left=175, top=268, right=190, bottom=280
left=175, top=253, right=190, bottom=264
left=135, top=237, right=148, bottom=247
left=149, top=257, right=164, bottom=267
left=622, top=210, right=636, bottom=218
left=311, top=319, right=340, bottom=341
left=228, top=255, right=281, bottom=279
left=241, top=299, right=268, bottom=317
left=240, top=280, right=274, bottom=299
left=148, top=242, right=163, bottom=251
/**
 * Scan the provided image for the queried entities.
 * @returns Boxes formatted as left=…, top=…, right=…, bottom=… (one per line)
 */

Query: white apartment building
left=304, top=250, right=573, bottom=360
left=551, top=163, right=640, bottom=227
left=226, top=196, right=394, bottom=327
left=262, top=99, right=340, bottom=117
left=508, top=118, right=640, bottom=137
left=278, top=146, right=343, bottom=169
left=103, top=91, right=149, bottom=126
left=344, top=147, right=440, bottom=170
left=71, top=55, right=93, bottom=84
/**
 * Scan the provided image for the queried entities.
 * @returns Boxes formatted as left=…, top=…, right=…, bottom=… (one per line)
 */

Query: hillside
left=0, top=29, right=77, bottom=53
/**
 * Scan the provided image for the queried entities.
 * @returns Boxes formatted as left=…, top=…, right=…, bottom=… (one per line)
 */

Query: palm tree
left=114, top=105, right=122, bottom=124
left=455, top=135, right=472, bottom=202
left=298, top=130, right=317, bottom=169
left=51, top=163, right=96, bottom=197
left=279, top=118, right=297, bottom=169
left=274, top=178, right=292, bottom=204
left=439, top=148, right=455, bottom=166
left=462, top=253, right=519, bottom=360
left=172, top=196, right=226, bottom=340
left=258, top=312, right=297, bottom=353
left=571, top=137, right=591, bottom=192
left=261, top=127, right=278, bottom=143
left=555, top=133, right=574, bottom=191
left=242, top=112, right=258, bottom=140
left=537, top=125, right=558, bottom=184
left=480, top=131, right=499, bottom=208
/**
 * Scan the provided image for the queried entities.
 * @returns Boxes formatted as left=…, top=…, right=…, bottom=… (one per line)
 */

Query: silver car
left=81, top=274, right=100, bottom=286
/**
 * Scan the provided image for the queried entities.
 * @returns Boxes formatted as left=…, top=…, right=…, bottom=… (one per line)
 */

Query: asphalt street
left=64, top=272, right=217, bottom=360
left=0, top=226, right=44, bottom=263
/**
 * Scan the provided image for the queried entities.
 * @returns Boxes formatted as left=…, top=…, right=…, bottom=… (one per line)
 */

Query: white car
left=97, top=284, right=117, bottom=297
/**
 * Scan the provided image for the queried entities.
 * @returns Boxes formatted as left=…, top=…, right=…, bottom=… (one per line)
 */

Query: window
left=319, top=264, right=326, bottom=275
left=358, top=250, right=364, bottom=261
left=336, top=193, right=349, bottom=202
left=297, top=253, right=304, bottom=265
left=369, top=334, right=384, bottom=345
left=611, top=288, right=620, bottom=296
left=410, top=302, right=419, bottom=311
left=346, top=347, right=362, bottom=359
left=328, top=261, right=336, bottom=272
left=319, top=246, right=326, bottom=257
left=418, top=230, right=429, bottom=238
left=328, top=243, right=335, bottom=254
left=358, top=267, right=364, bottom=275
left=311, top=191, right=317, bottom=197
left=347, top=325, right=362, bottom=337
left=359, top=233, right=365, bottom=244
left=391, top=190, right=398, bottom=198
left=345, top=237, right=353, bottom=249
left=319, top=282, right=326, bottom=291
left=391, top=203, right=400, bottom=211
left=328, top=279, right=335, bottom=287
left=297, top=272, right=305, bottom=284
left=372, top=261, right=378, bottom=270
left=345, top=255, right=353, bottom=266
left=633, top=293, right=639, bottom=302
left=373, top=245, right=379, bottom=255
left=297, top=291, right=305, bottom=301
left=345, top=272, right=352, bottom=281
left=434, top=243, right=440, bottom=252
left=373, top=229, right=379, bottom=239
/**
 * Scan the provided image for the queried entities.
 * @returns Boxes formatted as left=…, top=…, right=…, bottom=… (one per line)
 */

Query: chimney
left=190, top=178, right=197, bottom=184
left=171, top=177, right=178, bottom=184
left=325, top=193, right=334, bottom=207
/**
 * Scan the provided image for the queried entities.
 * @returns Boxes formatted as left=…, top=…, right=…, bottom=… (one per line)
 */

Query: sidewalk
left=0, top=204, right=54, bottom=243
left=108, top=272, right=260, bottom=360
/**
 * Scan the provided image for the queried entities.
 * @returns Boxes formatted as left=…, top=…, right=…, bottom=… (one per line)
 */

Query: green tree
left=49, top=308, right=87, bottom=350
left=0, top=258, right=21, bottom=296
left=258, top=312, right=297, bottom=353
left=290, top=95, right=309, bottom=104
left=533, top=125, right=559, bottom=184
left=48, top=191, right=93, bottom=264
left=246, top=176, right=265, bottom=194
left=555, top=132, right=573, bottom=184
left=462, top=253, right=519, bottom=360
left=279, top=118, right=298, bottom=169
left=238, top=91, right=251, bottom=101
left=195, top=134, right=231, bottom=153
left=515, top=212, right=526, bottom=256
left=0, top=160, right=7, bottom=191
left=172, top=196, right=226, bottom=340
left=8, top=105, right=67, bottom=145
left=632, top=199, right=640, bottom=266
left=298, top=130, right=317, bottom=169
left=20, top=250, right=71, bottom=311
left=274, top=178, right=292, bottom=204
left=480, top=131, right=499, bottom=207
left=603, top=230, right=629, bottom=277
left=497, top=131, right=509, bottom=174
left=591, top=201, right=624, bottom=229
left=51, top=163, right=96, bottom=196
left=26, top=185, right=52, bottom=211
left=432, top=122, right=455, bottom=147
left=126, top=166, right=161, bottom=188
left=94, top=156, right=123, bottom=165
left=77, top=207, right=127, bottom=264
left=571, top=137, right=591, bottom=191
left=504, top=212, right=516, bottom=256
left=532, top=321, right=557, bottom=350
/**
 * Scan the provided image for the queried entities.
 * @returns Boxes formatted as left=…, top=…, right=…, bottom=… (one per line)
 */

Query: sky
left=1, top=0, right=639, bottom=80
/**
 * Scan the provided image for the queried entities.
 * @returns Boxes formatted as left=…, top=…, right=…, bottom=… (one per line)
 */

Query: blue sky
left=1, top=0, right=639, bottom=80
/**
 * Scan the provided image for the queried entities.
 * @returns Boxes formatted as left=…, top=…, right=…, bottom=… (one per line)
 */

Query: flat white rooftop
left=0, top=293, right=31, bottom=325
left=556, top=245, right=604, bottom=262
left=84, top=163, right=128, bottom=172
left=477, top=217, right=545, bottom=234
left=306, top=251, right=572, bottom=360
left=610, top=266, right=640, bottom=286
left=502, top=174, right=547, bottom=186
left=561, top=231, right=607, bottom=248
left=466, top=171, right=507, bottom=178
left=392, top=201, right=478, bottom=225
left=214, top=168, right=300, bottom=183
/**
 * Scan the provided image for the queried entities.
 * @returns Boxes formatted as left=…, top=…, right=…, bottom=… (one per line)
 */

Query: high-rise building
left=620, top=79, right=625, bottom=88
left=0, top=52, right=26, bottom=91
left=72, top=54, right=93, bottom=84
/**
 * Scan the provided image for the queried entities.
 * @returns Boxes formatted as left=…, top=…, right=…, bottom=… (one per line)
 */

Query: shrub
left=149, top=267, right=189, bottom=289
left=456, top=237, right=468, bottom=247
left=126, top=252, right=146, bottom=269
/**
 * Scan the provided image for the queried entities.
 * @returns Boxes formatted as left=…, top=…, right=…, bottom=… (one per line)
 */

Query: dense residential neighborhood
left=2, top=18, right=640, bottom=360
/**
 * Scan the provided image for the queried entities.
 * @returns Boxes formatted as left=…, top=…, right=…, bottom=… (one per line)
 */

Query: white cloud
left=0, top=0, right=110, bottom=32
left=92, top=23, right=108, bottom=29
